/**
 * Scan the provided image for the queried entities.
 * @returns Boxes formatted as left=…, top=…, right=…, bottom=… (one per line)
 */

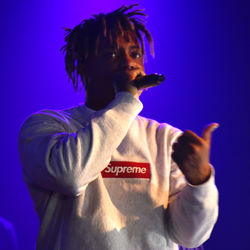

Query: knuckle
left=192, top=144, right=200, bottom=153
left=184, top=129, right=192, bottom=134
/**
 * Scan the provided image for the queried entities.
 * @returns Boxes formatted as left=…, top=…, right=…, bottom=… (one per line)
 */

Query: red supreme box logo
left=101, top=161, right=151, bottom=179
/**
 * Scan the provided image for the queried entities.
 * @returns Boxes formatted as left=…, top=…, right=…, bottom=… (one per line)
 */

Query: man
left=17, top=4, right=219, bottom=250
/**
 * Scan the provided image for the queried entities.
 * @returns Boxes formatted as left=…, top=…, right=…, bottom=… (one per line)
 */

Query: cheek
left=93, top=58, right=116, bottom=72
left=139, top=59, right=145, bottom=70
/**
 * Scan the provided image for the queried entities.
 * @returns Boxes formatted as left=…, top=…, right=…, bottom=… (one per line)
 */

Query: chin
left=101, top=88, right=115, bottom=100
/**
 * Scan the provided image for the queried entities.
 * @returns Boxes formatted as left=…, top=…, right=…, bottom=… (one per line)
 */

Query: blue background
left=1, top=0, right=249, bottom=249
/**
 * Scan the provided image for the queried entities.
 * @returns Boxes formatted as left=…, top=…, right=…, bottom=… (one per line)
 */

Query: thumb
left=135, top=89, right=144, bottom=99
left=202, top=122, right=220, bottom=144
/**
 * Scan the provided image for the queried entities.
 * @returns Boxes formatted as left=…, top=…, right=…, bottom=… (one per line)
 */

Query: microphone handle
left=133, top=73, right=165, bottom=89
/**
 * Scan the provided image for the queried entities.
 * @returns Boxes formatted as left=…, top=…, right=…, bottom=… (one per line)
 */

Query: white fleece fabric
left=17, top=91, right=219, bottom=250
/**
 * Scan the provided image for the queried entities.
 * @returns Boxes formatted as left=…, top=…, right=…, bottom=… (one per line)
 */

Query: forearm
left=165, top=165, right=219, bottom=248
left=18, top=92, right=143, bottom=196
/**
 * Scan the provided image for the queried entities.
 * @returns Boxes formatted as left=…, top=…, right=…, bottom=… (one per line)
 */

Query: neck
left=85, top=91, right=115, bottom=111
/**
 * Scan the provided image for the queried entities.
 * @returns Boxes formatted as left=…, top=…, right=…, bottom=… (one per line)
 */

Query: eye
left=104, top=51, right=117, bottom=60
left=131, top=51, right=142, bottom=59
left=111, top=52, right=116, bottom=59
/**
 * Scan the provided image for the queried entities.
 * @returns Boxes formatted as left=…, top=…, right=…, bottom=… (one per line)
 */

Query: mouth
left=113, top=69, right=145, bottom=85
left=135, top=72, right=143, bottom=80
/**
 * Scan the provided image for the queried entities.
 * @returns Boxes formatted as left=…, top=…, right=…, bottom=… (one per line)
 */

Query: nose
left=119, top=51, right=139, bottom=71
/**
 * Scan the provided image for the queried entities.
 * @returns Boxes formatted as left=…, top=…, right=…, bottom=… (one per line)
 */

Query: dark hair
left=60, top=3, right=154, bottom=92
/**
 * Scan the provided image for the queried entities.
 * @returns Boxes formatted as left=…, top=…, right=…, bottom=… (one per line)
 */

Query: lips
left=114, top=70, right=137, bottom=82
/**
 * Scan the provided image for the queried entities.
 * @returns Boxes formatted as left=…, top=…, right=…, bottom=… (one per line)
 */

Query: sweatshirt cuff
left=186, top=163, right=215, bottom=188
left=109, top=91, right=143, bottom=115
left=183, top=164, right=217, bottom=201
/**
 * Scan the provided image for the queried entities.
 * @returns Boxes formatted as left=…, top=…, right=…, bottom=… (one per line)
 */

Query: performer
left=17, top=4, right=219, bottom=250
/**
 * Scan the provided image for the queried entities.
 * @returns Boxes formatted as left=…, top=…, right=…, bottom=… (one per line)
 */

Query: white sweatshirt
left=17, top=91, right=218, bottom=250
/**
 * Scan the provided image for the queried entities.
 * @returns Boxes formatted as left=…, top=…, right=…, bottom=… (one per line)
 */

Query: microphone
left=133, top=73, right=165, bottom=89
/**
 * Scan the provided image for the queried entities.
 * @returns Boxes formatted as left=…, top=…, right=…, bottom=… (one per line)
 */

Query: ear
left=81, top=74, right=89, bottom=92
left=77, top=60, right=88, bottom=87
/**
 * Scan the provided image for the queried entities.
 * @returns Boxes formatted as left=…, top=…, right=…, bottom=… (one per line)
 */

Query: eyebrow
left=129, top=45, right=141, bottom=50
left=101, top=45, right=141, bottom=52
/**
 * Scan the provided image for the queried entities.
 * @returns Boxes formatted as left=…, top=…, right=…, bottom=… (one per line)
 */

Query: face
left=84, top=32, right=145, bottom=96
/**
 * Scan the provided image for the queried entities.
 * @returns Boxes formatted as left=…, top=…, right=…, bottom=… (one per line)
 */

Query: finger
left=172, top=151, right=185, bottom=166
left=182, top=130, right=202, bottom=145
left=202, top=123, right=219, bottom=145
left=172, top=142, right=193, bottom=164
left=135, top=89, right=144, bottom=99
left=178, top=134, right=196, bottom=147
left=140, top=71, right=146, bottom=77
left=174, top=139, right=195, bottom=154
left=133, top=71, right=146, bottom=82
left=173, top=142, right=184, bottom=154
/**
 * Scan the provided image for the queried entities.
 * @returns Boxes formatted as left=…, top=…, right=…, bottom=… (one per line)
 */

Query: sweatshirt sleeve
left=165, top=129, right=219, bottom=248
left=17, top=91, right=143, bottom=197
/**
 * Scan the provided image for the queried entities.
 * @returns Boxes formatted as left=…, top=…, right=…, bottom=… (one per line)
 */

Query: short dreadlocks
left=60, top=3, right=154, bottom=93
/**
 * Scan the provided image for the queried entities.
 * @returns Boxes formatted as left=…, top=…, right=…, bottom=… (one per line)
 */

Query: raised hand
left=171, top=123, right=219, bottom=185
left=112, top=71, right=165, bottom=99
left=112, top=70, right=146, bottom=98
